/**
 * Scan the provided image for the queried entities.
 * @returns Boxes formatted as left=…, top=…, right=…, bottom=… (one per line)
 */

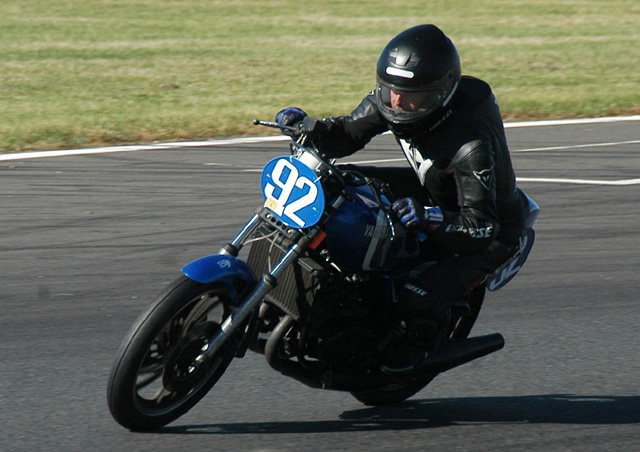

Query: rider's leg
left=381, top=240, right=517, bottom=374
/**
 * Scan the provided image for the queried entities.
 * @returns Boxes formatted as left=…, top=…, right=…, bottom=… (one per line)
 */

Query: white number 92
left=262, top=158, right=323, bottom=228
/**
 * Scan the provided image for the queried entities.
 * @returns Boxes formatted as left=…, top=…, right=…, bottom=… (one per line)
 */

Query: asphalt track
left=1, top=119, right=638, bottom=452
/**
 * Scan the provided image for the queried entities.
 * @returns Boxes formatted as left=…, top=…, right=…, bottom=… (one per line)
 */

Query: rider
left=276, top=24, right=528, bottom=375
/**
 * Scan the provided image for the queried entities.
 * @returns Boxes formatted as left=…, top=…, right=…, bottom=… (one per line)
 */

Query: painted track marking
left=1, top=116, right=638, bottom=187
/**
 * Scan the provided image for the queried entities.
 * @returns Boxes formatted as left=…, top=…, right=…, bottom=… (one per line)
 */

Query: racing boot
left=379, top=280, right=452, bottom=376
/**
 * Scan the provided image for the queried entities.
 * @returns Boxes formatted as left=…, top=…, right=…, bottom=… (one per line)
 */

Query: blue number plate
left=260, top=156, right=325, bottom=229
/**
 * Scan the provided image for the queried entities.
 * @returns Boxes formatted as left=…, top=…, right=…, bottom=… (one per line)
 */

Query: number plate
left=261, top=156, right=325, bottom=229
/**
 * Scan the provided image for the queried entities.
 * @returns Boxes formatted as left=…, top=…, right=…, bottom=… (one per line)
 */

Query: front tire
left=107, top=276, right=238, bottom=430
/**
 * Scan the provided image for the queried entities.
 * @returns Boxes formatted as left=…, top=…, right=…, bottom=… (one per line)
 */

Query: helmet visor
left=377, top=82, right=447, bottom=123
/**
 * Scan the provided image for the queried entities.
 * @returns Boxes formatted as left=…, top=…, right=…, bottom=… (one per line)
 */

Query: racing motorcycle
left=107, top=117, right=539, bottom=431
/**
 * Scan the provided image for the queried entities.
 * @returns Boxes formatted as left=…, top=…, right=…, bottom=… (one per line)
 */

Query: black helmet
left=376, top=24, right=461, bottom=137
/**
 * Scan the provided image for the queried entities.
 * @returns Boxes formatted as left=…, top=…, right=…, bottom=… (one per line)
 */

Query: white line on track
left=511, top=140, right=640, bottom=153
left=1, top=116, right=638, bottom=187
left=517, top=177, right=640, bottom=186
left=0, top=136, right=289, bottom=162
left=1, top=115, right=638, bottom=163
left=504, top=115, right=640, bottom=128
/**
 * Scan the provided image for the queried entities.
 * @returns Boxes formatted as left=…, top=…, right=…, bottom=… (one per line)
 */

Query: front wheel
left=107, top=276, right=239, bottom=430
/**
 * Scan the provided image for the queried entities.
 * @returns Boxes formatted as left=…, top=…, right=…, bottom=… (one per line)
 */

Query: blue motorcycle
left=107, top=118, right=539, bottom=431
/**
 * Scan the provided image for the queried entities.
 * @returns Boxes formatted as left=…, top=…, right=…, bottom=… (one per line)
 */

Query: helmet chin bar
left=388, top=106, right=455, bottom=139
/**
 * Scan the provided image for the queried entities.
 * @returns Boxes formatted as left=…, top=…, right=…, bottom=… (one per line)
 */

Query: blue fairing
left=182, top=254, right=256, bottom=300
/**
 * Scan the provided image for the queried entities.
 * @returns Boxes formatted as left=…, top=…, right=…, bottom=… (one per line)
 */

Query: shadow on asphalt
left=155, top=394, right=640, bottom=434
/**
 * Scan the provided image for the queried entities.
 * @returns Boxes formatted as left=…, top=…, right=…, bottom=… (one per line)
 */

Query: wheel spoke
left=108, top=278, right=238, bottom=430
left=135, top=366, right=163, bottom=390
left=152, top=386, right=176, bottom=405
left=182, top=291, right=228, bottom=335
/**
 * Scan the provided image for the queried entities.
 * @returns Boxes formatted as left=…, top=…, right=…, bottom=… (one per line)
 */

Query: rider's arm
left=312, top=92, right=389, bottom=158
left=426, top=141, right=500, bottom=254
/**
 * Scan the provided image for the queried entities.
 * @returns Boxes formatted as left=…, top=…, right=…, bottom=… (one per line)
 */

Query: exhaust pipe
left=417, top=333, right=505, bottom=374
left=266, top=314, right=505, bottom=389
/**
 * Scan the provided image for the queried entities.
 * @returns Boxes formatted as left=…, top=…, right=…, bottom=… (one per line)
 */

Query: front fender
left=182, top=254, right=256, bottom=301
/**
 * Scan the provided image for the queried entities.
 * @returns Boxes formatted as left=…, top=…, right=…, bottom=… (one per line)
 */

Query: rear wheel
left=107, top=276, right=239, bottom=430
left=350, top=285, right=487, bottom=406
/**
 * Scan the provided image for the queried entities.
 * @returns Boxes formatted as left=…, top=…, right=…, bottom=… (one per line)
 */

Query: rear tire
left=107, top=276, right=238, bottom=430
left=350, top=285, right=487, bottom=406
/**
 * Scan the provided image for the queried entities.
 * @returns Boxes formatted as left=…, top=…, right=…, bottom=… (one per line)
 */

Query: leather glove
left=275, top=107, right=307, bottom=137
left=392, top=197, right=443, bottom=229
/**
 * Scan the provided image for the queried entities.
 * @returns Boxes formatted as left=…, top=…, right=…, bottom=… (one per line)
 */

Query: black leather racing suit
left=311, top=76, right=528, bottom=343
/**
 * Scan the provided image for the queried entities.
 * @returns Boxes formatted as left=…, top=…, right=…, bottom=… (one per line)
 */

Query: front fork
left=196, top=217, right=311, bottom=364
left=197, top=192, right=347, bottom=363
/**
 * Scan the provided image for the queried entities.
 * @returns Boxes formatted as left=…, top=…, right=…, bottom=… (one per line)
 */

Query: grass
left=1, top=0, right=638, bottom=152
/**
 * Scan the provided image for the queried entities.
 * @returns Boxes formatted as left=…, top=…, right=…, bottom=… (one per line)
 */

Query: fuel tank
left=324, top=185, right=421, bottom=272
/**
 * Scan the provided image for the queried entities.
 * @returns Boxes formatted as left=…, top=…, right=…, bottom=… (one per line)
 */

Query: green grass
left=1, top=0, right=638, bottom=152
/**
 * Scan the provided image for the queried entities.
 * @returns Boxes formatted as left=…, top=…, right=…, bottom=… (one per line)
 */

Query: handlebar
left=254, top=117, right=401, bottom=239
left=253, top=116, right=320, bottom=136
left=252, top=118, right=298, bottom=132
left=253, top=116, right=395, bottom=195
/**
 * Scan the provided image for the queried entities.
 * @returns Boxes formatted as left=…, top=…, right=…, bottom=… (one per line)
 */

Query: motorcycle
left=107, top=117, right=539, bottom=431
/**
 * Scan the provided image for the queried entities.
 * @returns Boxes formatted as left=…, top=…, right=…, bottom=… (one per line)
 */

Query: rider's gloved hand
left=392, top=197, right=443, bottom=229
left=275, top=107, right=307, bottom=137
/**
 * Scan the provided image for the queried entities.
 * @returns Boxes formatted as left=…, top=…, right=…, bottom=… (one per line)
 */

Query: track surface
left=1, top=121, right=639, bottom=451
